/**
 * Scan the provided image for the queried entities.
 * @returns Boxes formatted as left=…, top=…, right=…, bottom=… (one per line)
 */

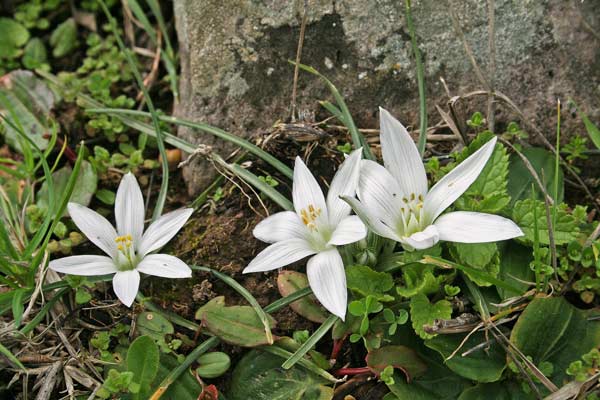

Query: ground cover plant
left=0, top=1, right=600, bottom=399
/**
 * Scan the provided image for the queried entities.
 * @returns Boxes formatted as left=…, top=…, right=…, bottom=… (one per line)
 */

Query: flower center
left=397, top=193, right=427, bottom=236
left=114, top=234, right=138, bottom=271
left=300, top=204, right=322, bottom=232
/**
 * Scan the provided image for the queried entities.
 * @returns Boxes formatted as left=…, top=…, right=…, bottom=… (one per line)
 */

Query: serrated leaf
left=49, top=18, right=77, bottom=58
left=346, top=265, right=394, bottom=301
left=366, top=345, right=427, bottom=381
left=512, top=199, right=580, bottom=245
left=510, top=296, right=600, bottom=386
left=0, top=18, right=29, bottom=58
left=410, top=293, right=452, bottom=340
left=195, top=296, right=277, bottom=347
left=450, top=243, right=499, bottom=287
left=507, top=147, right=564, bottom=205
left=277, top=271, right=328, bottom=323
left=396, top=264, right=445, bottom=298
left=452, top=133, right=511, bottom=213
left=127, top=336, right=159, bottom=400
left=228, top=349, right=333, bottom=400
left=425, top=331, right=506, bottom=382
left=22, top=38, right=47, bottom=69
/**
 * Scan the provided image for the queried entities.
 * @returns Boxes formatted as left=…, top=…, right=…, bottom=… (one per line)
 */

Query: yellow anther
left=117, top=244, right=124, bottom=251
left=410, top=193, right=416, bottom=201
left=418, top=194, right=424, bottom=202
left=126, top=234, right=132, bottom=241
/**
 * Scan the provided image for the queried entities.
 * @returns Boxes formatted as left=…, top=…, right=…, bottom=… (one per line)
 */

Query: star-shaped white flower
left=243, top=150, right=367, bottom=320
left=49, top=173, right=193, bottom=307
left=343, top=108, right=523, bottom=251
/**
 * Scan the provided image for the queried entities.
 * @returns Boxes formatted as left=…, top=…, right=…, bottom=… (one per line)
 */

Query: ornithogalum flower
left=343, top=108, right=523, bottom=251
left=49, top=173, right=193, bottom=307
left=243, top=150, right=366, bottom=320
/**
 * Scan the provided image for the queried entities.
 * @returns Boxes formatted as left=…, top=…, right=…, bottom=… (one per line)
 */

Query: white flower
left=49, top=173, right=193, bottom=307
left=343, top=108, right=523, bottom=251
left=243, top=150, right=366, bottom=320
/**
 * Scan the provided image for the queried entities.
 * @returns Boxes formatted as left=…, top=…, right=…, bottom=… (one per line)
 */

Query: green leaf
left=127, top=335, right=160, bottom=400
left=507, top=147, right=564, bottom=205
left=196, top=352, right=231, bottom=379
left=0, top=70, right=55, bottom=151
left=11, top=289, right=25, bottom=327
left=0, top=18, right=29, bottom=58
left=135, top=311, right=174, bottom=340
left=277, top=271, right=328, bottom=323
left=366, top=345, right=427, bottom=380
left=425, top=331, right=506, bottom=382
left=449, top=243, right=499, bottom=287
left=96, top=188, right=116, bottom=205
left=195, top=296, right=277, bottom=347
left=512, top=199, right=581, bottom=245
left=37, top=161, right=98, bottom=214
left=228, top=349, right=333, bottom=400
left=346, top=265, right=394, bottom=301
left=497, top=242, right=534, bottom=300
left=458, top=382, right=535, bottom=400
left=410, top=293, right=452, bottom=339
left=454, top=135, right=511, bottom=213
left=580, top=109, right=600, bottom=150
left=152, top=353, right=203, bottom=399
left=510, top=296, right=600, bottom=386
left=22, top=38, right=48, bottom=69
left=49, top=18, right=78, bottom=58
left=396, top=264, right=445, bottom=298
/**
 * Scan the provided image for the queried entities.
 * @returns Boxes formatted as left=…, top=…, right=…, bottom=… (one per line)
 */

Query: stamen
left=300, top=204, right=322, bottom=232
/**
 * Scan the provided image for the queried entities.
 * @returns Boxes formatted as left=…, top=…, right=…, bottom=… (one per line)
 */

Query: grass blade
left=262, top=345, right=338, bottom=383
left=281, top=314, right=338, bottom=370
left=0, top=342, right=25, bottom=371
left=405, top=0, right=428, bottom=156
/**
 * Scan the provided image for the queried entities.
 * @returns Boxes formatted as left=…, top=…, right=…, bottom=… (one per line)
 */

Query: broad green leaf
left=195, top=296, right=277, bottom=347
left=37, top=161, right=98, bottom=213
left=458, top=382, right=535, bottom=400
left=49, top=18, right=77, bottom=58
left=0, top=18, right=29, bottom=58
left=0, top=70, right=55, bottom=151
left=228, top=349, right=333, bottom=400
left=449, top=243, right=499, bottom=287
left=277, top=271, right=328, bottom=323
left=126, top=335, right=159, bottom=400
left=135, top=311, right=174, bottom=339
left=410, top=293, right=452, bottom=339
left=366, top=345, right=427, bottom=380
left=580, top=109, right=600, bottom=150
left=507, top=147, right=564, bottom=205
left=454, top=135, right=511, bottom=213
left=510, top=296, right=600, bottom=386
left=346, top=265, right=394, bottom=301
left=512, top=199, right=581, bottom=245
left=497, top=242, right=534, bottom=300
left=196, top=352, right=231, bottom=379
left=22, top=38, right=47, bottom=69
left=425, top=331, right=506, bottom=382
left=396, top=264, right=446, bottom=298
left=152, top=353, right=203, bottom=399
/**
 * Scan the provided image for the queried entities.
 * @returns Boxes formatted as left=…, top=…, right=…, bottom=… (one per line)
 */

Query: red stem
left=333, top=367, right=372, bottom=377
left=330, top=337, right=346, bottom=360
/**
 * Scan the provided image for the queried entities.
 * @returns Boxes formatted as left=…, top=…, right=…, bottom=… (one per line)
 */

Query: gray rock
left=174, top=0, right=599, bottom=195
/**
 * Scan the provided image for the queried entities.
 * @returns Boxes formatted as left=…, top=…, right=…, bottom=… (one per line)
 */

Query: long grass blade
left=281, top=314, right=338, bottom=370
left=262, top=345, right=338, bottom=383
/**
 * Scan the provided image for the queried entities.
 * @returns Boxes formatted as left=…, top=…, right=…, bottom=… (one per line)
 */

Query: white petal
left=243, top=239, right=316, bottom=273
left=49, top=255, right=117, bottom=276
left=112, top=270, right=140, bottom=307
left=340, top=196, right=402, bottom=242
left=253, top=211, right=308, bottom=243
left=306, top=249, right=347, bottom=320
left=401, top=225, right=440, bottom=250
left=328, top=215, right=367, bottom=246
left=68, top=203, right=118, bottom=258
left=379, top=107, right=428, bottom=197
left=424, top=137, right=497, bottom=222
left=357, top=159, right=404, bottom=227
left=136, top=254, right=192, bottom=278
left=326, top=149, right=362, bottom=226
left=434, top=211, right=524, bottom=243
left=115, top=172, right=145, bottom=243
left=137, top=208, right=193, bottom=257
left=292, top=157, right=328, bottom=228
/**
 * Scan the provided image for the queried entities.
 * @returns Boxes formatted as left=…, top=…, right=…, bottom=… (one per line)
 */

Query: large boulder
left=173, top=0, right=599, bottom=195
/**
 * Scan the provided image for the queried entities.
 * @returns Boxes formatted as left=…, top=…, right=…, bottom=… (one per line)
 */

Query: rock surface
left=173, top=0, right=599, bottom=195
